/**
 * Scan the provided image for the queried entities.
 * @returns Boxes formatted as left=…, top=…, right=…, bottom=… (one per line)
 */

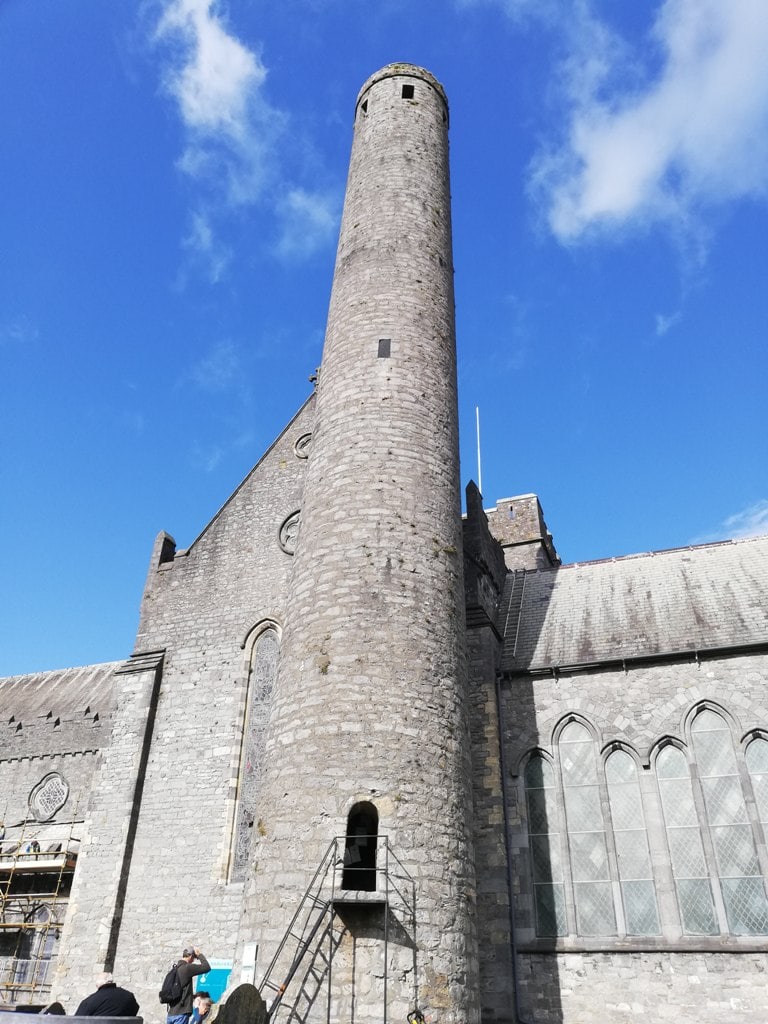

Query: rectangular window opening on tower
left=378, top=338, right=391, bottom=358
left=401, top=84, right=414, bottom=99
left=360, top=99, right=368, bottom=115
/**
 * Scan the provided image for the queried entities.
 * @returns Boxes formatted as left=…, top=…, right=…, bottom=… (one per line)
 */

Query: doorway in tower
left=341, top=802, right=378, bottom=891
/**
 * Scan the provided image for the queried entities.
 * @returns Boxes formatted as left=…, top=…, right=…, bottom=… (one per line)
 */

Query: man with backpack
left=161, top=946, right=210, bottom=1024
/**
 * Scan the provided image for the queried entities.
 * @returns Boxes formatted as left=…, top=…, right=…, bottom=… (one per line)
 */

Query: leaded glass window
left=657, top=744, right=717, bottom=934
left=518, top=704, right=768, bottom=945
left=525, top=755, right=566, bottom=936
left=691, top=710, right=768, bottom=934
left=605, top=750, right=660, bottom=934
left=746, top=736, right=768, bottom=828
left=232, top=627, right=280, bottom=881
left=559, top=721, right=616, bottom=935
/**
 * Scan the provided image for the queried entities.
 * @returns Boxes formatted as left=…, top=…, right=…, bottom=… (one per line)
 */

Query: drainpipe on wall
left=495, top=671, right=534, bottom=1024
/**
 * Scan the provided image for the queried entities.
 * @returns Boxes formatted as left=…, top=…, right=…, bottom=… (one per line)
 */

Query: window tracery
left=746, top=736, right=768, bottom=827
left=559, top=721, right=615, bottom=936
left=606, top=749, right=659, bottom=935
left=520, top=702, right=768, bottom=943
left=657, top=743, right=718, bottom=934
left=524, top=755, right=566, bottom=936
left=689, top=709, right=768, bottom=934
left=231, top=626, right=280, bottom=882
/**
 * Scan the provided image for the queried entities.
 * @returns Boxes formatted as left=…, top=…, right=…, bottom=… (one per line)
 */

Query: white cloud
left=154, top=1, right=282, bottom=206
left=189, top=339, right=241, bottom=392
left=0, top=315, right=39, bottom=346
left=275, top=189, right=340, bottom=261
left=692, top=500, right=768, bottom=543
left=189, top=441, right=224, bottom=472
left=177, top=340, right=258, bottom=469
left=455, top=0, right=560, bottom=23
left=528, top=0, right=768, bottom=243
left=720, top=501, right=768, bottom=540
left=182, top=210, right=232, bottom=282
left=153, top=1, right=338, bottom=274
left=654, top=309, right=682, bottom=336
left=157, top=0, right=264, bottom=134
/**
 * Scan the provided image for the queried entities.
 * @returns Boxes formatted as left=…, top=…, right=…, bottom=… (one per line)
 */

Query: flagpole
left=476, top=405, right=482, bottom=497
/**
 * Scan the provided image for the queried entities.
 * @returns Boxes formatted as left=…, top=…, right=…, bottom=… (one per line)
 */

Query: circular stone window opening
left=29, top=772, right=70, bottom=822
left=279, top=510, right=301, bottom=555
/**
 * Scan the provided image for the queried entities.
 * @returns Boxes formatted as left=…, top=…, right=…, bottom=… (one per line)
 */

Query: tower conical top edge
left=356, top=63, right=448, bottom=113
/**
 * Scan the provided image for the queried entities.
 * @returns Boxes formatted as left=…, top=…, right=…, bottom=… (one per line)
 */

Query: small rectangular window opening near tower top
left=401, top=84, right=414, bottom=99
left=378, top=338, right=391, bottom=358
left=360, top=99, right=368, bottom=114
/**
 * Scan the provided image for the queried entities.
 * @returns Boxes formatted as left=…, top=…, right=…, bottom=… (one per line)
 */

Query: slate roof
left=0, top=662, right=119, bottom=728
left=500, top=535, right=768, bottom=673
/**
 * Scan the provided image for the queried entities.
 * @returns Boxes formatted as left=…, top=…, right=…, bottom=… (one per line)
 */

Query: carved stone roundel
left=279, top=510, right=301, bottom=555
left=294, top=432, right=312, bottom=459
left=29, top=772, right=69, bottom=821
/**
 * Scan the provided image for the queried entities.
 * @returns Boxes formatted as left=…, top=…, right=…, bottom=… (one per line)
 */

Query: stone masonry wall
left=517, top=950, right=768, bottom=1023
left=501, top=652, right=768, bottom=1023
left=466, top=624, right=515, bottom=1024
left=53, top=400, right=314, bottom=1017
left=485, top=495, right=559, bottom=570
left=464, top=482, right=514, bottom=1020
left=54, top=653, right=164, bottom=1007
left=502, top=653, right=768, bottom=762
left=0, top=753, right=99, bottom=829
left=0, top=663, right=117, bottom=828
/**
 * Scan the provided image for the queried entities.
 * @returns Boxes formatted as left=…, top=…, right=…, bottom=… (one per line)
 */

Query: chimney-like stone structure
left=485, top=493, right=560, bottom=570
left=237, top=64, right=479, bottom=1023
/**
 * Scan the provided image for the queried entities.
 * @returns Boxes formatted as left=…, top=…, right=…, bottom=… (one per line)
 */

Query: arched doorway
left=341, top=802, right=378, bottom=891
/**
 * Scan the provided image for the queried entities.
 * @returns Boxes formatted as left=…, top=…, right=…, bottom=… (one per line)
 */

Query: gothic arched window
left=605, top=749, right=660, bottom=935
left=559, top=721, right=615, bottom=936
left=690, top=709, right=768, bottom=934
left=232, top=626, right=280, bottom=882
left=746, top=736, right=768, bottom=829
left=524, top=755, right=566, bottom=936
left=656, top=743, right=718, bottom=934
left=520, top=704, right=768, bottom=945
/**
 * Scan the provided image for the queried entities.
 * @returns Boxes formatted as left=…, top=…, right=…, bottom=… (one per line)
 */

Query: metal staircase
left=258, top=836, right=416, bottom=1024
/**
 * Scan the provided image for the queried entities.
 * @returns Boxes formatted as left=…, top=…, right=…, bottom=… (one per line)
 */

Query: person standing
left=166, top=947, right=210, bottom=1024
left=75, top=972, right=139, bottom=1016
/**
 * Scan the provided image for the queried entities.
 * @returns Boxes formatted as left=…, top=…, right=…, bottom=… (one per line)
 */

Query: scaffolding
left=0, top=816, right=80, bottom=1008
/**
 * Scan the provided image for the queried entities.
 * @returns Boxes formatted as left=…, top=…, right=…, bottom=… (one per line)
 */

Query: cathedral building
left=2, top=64, right=767, bottom=1024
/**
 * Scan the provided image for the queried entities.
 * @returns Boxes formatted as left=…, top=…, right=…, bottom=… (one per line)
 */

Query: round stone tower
left=239, top=64, right=478, bottom=1023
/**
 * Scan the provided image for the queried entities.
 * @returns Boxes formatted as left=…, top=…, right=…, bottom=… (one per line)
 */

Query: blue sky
left=2, top=0, right=767, bottom=675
